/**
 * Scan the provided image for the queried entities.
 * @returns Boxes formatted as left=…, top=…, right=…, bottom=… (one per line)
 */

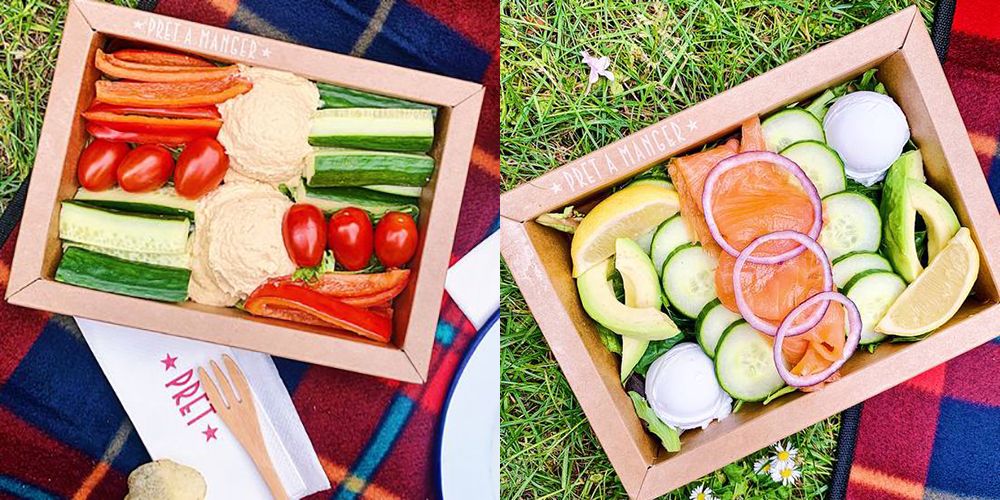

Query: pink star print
left=160, top=354, right=178, bottom=371
left=203, top=424, right=218, bottom=442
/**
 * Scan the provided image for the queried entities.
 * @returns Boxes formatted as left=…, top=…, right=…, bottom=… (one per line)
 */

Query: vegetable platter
left=500, top=7, right=1000, bottom=499
left=6, top=0, right=484, bottom=383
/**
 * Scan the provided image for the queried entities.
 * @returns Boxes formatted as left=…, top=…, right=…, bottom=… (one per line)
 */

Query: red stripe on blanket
left=851, top=383, right=939, bottom=484
left=0, top=229, right=51, bottom=385
left=0, top=407, right=127, bottom=498
left=154, top=0, right=236, bottom=27
left=951, top=0, right=1000, bottom=40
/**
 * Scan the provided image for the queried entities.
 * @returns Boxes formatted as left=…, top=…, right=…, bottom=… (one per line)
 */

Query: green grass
left=0, top=0, right=137, bottom=213
left=501, top=1, right=935, bottom=498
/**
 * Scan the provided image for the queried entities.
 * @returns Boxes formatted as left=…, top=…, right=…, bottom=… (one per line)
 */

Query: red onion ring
left=733, top=230, right=833, bottom=336
left=702, top=151, right=823, bottom=264
left=773, top=291, right=862, bottom=387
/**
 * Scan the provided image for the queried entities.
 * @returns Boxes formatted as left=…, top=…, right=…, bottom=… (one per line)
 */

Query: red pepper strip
left=264, top=270, right=410, bottom=308
left=245, top=282, right=392, bottom=343
left=85, top=102, right=221, bottom=120
left=250, top=303, right=394, bottom=327
left=338, top=286, right=408, bottom=308
left=96, top=50, right=239, bottom=82
left=95, top=77, right=252, bottom=107
left=86, top=122, right=216, bottom=146
left=111, top=49, right=214, bottom=67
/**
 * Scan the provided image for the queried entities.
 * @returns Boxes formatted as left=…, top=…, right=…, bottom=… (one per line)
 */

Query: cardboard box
left=500, top=7, right=1000, bottom=498
left=5, top=0, right=484, bottom=383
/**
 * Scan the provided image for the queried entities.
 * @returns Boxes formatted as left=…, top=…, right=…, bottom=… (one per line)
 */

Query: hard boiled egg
left=645, top=343, right=732, bottom=431
left=823, top=91, right=910, bottom=186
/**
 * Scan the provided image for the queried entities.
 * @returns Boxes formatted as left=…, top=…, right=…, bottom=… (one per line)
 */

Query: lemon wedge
left=570, top=184, right=679, bottom=277
left=875, top=227, right=979, bottom=337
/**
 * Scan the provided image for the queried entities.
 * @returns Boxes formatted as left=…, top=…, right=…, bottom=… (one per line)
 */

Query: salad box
left=500, top=7, right=1000, bottom=499
left=4, top=0, right=484, bottom=383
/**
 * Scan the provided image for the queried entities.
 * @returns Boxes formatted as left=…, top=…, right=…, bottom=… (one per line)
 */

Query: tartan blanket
left=0, top=0, right=498, bottom=498
left=833, top=1, right=1000, bottom=499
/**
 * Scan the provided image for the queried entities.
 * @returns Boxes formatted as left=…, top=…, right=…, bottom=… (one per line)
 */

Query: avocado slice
left=614, top=238, right=661, bottom=382
left=880, top=150, right=960, bottom=282
left=910, top=181, right=960, bottom=262
left=577, top=258, right=679, bottom=343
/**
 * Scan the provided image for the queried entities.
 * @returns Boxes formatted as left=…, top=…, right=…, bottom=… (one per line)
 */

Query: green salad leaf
left=292, top=251, right=337, bottom=282
left=762, top=385, right=798, bottom=405
left=634, top=333, right=686, bottom=376
left=596, top=324, right=622, bottom=355
left=628, top=391, right=680, bottom=452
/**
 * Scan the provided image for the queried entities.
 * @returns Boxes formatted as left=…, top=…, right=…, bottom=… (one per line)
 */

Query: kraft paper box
left=5, top=0, right=484, bottom=383
left=500, top=7, right=1000, bottom=499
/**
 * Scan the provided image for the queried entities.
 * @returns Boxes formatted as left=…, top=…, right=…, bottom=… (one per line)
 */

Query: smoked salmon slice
left=669, top=116, right=844, bottom=386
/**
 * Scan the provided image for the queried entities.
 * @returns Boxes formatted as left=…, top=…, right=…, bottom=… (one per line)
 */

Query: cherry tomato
left=283, top=204, right=327, bottom=267
left=77, top=139, right=129, bottom=191
left=174, top=137, right=229, bottom=199
left=116, top=144, right=174, bottom=192
left=328, top=207, right=374, bottom=271
left=374, top=212, right=418, bottom=268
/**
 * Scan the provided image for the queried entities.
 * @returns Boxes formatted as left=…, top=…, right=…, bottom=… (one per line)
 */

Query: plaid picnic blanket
left=832, top=1, right=1000, bottom=499
left=0, top=0, right=498, bottom=498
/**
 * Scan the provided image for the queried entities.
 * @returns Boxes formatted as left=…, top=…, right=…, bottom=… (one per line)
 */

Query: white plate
left=437, top=311, right=500, bottom=500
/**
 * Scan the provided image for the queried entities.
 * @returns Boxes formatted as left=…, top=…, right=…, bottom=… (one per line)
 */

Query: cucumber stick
left=309, top=108, right=435, bottom=153
left=363, top=185, right=424, bottom=197
left=306, top=149, right=434, bottom=187
left=74, top=186, right=196, bottom=219
left=64, top=242, right=191, bottom=269
left=714, top=321, right=786, bottom=401
left=292, top=184, right=419, bottom=219
left=59, top=201, right=190, bottom=254
left=316, top=82, right=436, bottom=113
left=56, top=246, right=190, bottom=302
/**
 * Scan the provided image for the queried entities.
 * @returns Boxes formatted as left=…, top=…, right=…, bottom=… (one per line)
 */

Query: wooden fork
left=198, top=354, right=289, bottom=500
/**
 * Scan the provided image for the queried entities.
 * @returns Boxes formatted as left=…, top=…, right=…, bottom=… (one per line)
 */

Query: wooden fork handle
left=244, top=430, right=289, bottom=500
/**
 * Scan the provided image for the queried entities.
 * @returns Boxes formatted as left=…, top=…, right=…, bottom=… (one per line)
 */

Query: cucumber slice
left=650, top=215, right=694, bottom=276
left=714, top=321, right=786, bottom=401
left=779, top=140, right=847, bottom=197
left=293, top=184, right=419, bottom=220
left=761, top=108, right=825, bottom=152
left=832, top=251, right=892, bottom=289
left=661, top=243, right=718, bottom=318
left=696, top=299, right=741, bottom=358
left=74, top=186, right=196, bottom=219
left=844, top=270, right=907, bottom=344
left=633, top=227, right=656, bottom=255
left=362, top=185, right=424, bottom=197
left=59, top=201, right=190, bottom=254
left=819, top=191, right=881, bottom=260
left=628, top=177, right=674, bottom=191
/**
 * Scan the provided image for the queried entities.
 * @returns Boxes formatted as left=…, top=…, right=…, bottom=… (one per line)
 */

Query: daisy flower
left=772, top=441, right=798, bottom=466
left=770, top=460, right=801, bottom=486
left=580, top=51, right=614, bottom=93
left=689, top=483, right=718, bottom=500
left=753, top=456, right=772, bottom=476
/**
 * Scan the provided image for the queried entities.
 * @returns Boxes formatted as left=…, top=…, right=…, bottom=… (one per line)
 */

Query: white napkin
left=76, top=318, right=330, bottom=499
left=445, top=231, right=500, bottom=329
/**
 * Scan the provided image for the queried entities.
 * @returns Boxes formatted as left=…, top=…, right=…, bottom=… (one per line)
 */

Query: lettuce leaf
left=628, top=391, right=680, bottom=452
